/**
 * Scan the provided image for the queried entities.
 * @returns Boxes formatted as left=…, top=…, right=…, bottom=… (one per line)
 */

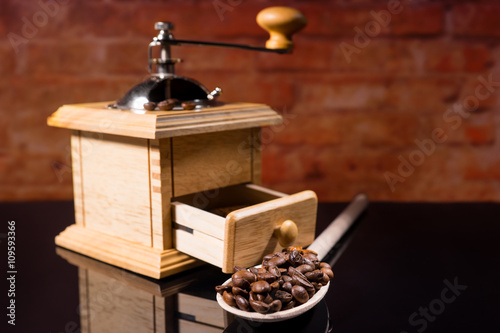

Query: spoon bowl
left=216, top=193, right=368, bottom=322
left=216, top=278, right=330, bottom=322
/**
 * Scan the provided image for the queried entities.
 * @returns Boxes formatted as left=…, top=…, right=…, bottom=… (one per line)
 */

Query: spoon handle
left=308, top=193, right=369, bottom=261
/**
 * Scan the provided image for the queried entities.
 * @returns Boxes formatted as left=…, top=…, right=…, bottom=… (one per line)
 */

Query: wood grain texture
left=149, top=138, right=173, bottom=250
left=223, top=189, right=317, bottom=272
left=251, top=127, right=262, bottom=185
left=71, top=131, right=85, bottom=226
left=79, top=132, right=152, bottom=246
left=172, top=129, right=253, bottom=197
left=55, top=224, right=202, bottom=279
left=47, top=102, right=283, bottom=139
left=171, top=202, right=225, bottom=240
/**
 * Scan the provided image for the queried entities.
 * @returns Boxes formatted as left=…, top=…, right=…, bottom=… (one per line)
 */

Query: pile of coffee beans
left=143, top=99, right=196, bottom=111
left=215, top=247, right=333, bottom=314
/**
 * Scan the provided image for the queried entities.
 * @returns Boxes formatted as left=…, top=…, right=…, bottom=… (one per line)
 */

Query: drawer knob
left=275, top=220, right=298, bottom=247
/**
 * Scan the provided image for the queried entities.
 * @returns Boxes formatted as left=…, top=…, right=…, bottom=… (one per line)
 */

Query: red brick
left=391, top=3, right=444, bottom=36
left=295, top=75, right=461, bottom=112
left=255, top=35, right=333, bottom=71
left=104, top=39, right=150, bottom=75
left=294, top=75, right=388, bottom=111
left=333, top=39, right=418, bottom=73
left=272, top=113, right=342, bottom=146
left=298, top=4, right=391, bottom=37
left=422, top=41, right=492, bottom=73
left=261, top=145, right=315, bottom=184
left=22, top=40, right=107, bottom=76
left=180, top=71, right=295, bottom=107
left=384, top=77, right=461, bottom=111
left=64, top=2, right=131, bottom=38
left=130, top=2, right=269, bottom=40
left=175, top=38, right=259, bottom=72
left=425, top=111, right=495, bottom=146
left=0, top=2, right=6, bottom=36
left=463, top=149, right=500, bottom=180
left=453, top=4, right=500, bottom=37
left=458, top=73, right=499, bottom=110
left=5, top=0, right=73, bottom=39
left=0, top=43, right=16, bottom=76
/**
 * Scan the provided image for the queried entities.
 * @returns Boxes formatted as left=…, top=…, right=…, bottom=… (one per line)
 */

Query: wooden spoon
left=216, top=193, right=369, bottom=322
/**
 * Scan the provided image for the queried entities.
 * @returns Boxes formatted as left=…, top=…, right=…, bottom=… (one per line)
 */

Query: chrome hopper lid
left=108, top=7, right=307, bottom=112
left=110, top=22, right=222, bottom=112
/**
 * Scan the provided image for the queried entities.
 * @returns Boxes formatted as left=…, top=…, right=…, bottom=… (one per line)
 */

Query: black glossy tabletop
left=1, top=200, right=500, bottom=332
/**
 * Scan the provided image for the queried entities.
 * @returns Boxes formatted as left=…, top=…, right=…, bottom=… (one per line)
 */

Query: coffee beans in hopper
left=215, top=247, right=333, bottom=314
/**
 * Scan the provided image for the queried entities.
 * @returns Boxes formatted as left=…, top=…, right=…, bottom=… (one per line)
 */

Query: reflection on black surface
left=57, top=248, right=232, bottom=332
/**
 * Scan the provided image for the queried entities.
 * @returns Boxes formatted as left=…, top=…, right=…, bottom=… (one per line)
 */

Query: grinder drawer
left=172, top=184, right=317, bottom=273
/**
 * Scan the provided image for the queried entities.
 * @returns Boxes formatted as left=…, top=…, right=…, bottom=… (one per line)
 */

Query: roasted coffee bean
left=288, top=250, right=303, bottom=265
left=295, top=264, right=314, bottom=274
left=263, top=253, right=274, bottom=262
left=264, top=293, right=274, bottom=304
left=157, top=100, right=175, bottom=111
left=321, top=267, right=334, bottom=279
left=319, top=262, right=331, bottom=269
left=289, top=267, right=314, bottom=290
left=233, top=266, right=246, bottom=272
left=268, top=265, right=281, bottom=278
left=273, top=290, right=293, bottom=303
left=291, top=285, right=309, bottom=304
left=268, top=256, right=287, bottom=267
left=303, top=252, right=319, bottom=261
left=282, top=281, right=293, bottom=293
left=143, top=102, right=156, bottom=111
left=282, top=275, right=293, bottom=283
left=305, top=270, right=324, bottom=282
left=249, top=291, right=266, bottom=302
left=306, top=286, right=316, bottom=298
left=215, top=283, right=232, bottom=294
left=282, top=299, right=295, bottom=310
left=223, top=291, right=236, bottom=307
left=269, top=299, right=282, bottom=313
left=292, top=274, right=314, bottom=290
left=251, top=280, right=271, bottom=294
left=249, top=267, right=260, bottom=275
left=312, top=282, right=322, bottom=291
left=232, top=276, right=250, bottom=289
left=300, top=257, right=316, bottom=267
left=319, top=273, right=330, bottom=285
left=249, top=300, right=270, bottom=314
left=181, top=102, right=196, bottom=110
left=233, top=270, right=257, bottom=283
left=232, top=286, right=248, bottom=296
left=257, top=272, right=276, bottom=283
left=257, top=267, right=267, bottom=274
left=270, top=281, right=281, bottom=290
left=235, top=295, right=250, bottom=311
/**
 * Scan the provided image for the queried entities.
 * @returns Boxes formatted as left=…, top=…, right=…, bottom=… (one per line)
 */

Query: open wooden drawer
left=172, top=184, right=317, bottom=273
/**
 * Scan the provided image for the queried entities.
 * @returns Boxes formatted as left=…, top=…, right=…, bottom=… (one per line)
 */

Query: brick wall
left=1, top=0, right=500, bottom=202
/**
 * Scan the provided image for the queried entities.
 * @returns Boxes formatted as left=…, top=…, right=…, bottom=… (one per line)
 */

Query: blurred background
left=1, top=0, right=499, bottom=202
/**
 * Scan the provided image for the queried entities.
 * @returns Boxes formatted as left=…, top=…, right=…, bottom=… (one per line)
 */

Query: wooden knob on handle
left=275, top=220, right=299, bottom=247
left=257, top=6, right=307, bottom=52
